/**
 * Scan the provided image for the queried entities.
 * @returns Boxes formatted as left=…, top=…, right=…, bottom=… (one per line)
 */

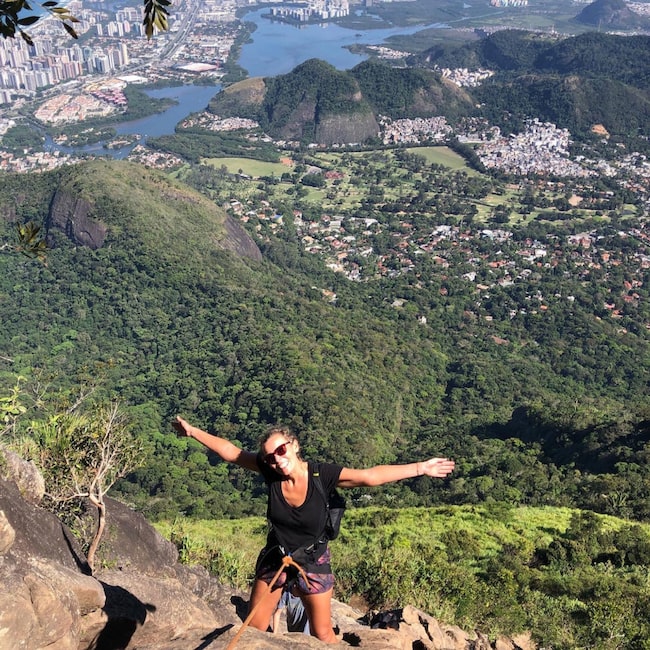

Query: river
left=56, top=9, right=443, bottom=157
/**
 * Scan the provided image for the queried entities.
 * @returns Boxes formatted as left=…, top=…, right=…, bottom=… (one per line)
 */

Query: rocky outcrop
left=0, top=450, right=537, bottom=649
left=274, top=98, right=319, bottom=142
left=222, top=214, right=263, bottom=262
left=47, top=190, right=109, bottom=249
left=2, top=448, right=44, bottom=504
left=315, top=113, right=380, bottom=146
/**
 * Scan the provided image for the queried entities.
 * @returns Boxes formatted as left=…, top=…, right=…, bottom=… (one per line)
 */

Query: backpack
left=312, top=470, right=346, bottom=541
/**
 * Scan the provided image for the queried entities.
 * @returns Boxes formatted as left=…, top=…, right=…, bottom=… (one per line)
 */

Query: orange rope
left=225, top=555, right=311, bottom=650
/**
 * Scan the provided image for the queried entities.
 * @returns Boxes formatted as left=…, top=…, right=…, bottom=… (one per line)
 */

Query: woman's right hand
left=172, top=416, right=193, bottom=438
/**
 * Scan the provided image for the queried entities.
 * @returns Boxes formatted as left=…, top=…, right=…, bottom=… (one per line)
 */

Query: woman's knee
left=303, top=590, right=337, bottom=643
left=310, top=625, right=338, bottom=643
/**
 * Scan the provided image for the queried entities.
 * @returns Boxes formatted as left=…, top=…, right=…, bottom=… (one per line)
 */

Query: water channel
left=53, top=9, right=444, bottom=157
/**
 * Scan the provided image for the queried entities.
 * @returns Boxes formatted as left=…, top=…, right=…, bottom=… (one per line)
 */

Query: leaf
left=17, top=15, right=39, bottom=25
left=19, top=30, right=33, bottom=46
left=63, top=21, right=77, bottom=38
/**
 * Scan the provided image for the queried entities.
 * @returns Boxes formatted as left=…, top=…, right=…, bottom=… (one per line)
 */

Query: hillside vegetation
left=412, top=30, right=650, bottom=145
left=157, top=504, right=650, bottom=646
left=1, top=157, right=649, bottom=526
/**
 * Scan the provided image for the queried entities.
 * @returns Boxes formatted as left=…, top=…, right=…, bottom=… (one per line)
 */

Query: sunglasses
left=263, top=441, right=290, bottom=465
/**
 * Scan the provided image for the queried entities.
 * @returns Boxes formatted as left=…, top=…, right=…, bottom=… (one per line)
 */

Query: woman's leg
left=247, top=578, right=284, bottom=632
left=301, top=588, right=338, bottom=643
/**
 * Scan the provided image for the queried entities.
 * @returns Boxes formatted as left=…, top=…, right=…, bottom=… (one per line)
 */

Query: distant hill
left=474, top=72, right=650, bottom=138
left=415, top=30, right=650, bottom=87
left=350, top=60, right=474, bottom=120
left=412, top=29, right=555, bottom=72
left=209, top=58, right=474, bottom=145
left=574, top=0, right=650, bottom=29
left=413, top=30, right=650, bottom=141
left=35, top=159, right=261, bottom=261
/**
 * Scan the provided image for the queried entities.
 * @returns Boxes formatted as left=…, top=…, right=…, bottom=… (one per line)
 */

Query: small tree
left=19, top=396, right=144, bottom=572
left=0, top=378, right=27, bottom=436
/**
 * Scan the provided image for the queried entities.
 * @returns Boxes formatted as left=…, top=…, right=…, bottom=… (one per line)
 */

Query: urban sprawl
left=0, top=0, right=648, bottom=301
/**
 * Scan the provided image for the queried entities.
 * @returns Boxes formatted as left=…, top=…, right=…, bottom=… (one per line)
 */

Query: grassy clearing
left=405, top=146, right=472, bottom=171
left=203, top=157, right=293, bottom=178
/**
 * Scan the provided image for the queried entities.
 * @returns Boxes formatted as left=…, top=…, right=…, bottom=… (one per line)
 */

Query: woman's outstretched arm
left=337, top=457, right=455, bottom=488
left=172, top=416, right=260, bottom=472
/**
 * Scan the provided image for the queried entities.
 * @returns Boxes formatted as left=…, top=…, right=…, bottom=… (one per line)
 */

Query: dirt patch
left=592, top=124, right=609, bottom=136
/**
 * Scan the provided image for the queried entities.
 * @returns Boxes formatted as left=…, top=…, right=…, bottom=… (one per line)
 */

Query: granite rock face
left=44, top=178, right=262, bottom=262
left=47, top=190, right=109, bottom=249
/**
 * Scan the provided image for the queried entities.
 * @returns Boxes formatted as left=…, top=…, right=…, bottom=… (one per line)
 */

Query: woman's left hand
left=419, top=458, right=455, bottom=478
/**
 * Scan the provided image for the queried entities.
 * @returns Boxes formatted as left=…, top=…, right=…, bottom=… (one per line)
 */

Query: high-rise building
left=120, top=43, right=130, bottom=66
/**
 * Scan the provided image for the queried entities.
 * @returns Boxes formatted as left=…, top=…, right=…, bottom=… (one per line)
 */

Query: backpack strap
left=312, top=470, right=329, bottom=512
left=313, top=469, right=345, bottom=541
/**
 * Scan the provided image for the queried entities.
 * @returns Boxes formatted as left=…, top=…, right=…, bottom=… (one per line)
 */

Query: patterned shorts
left=255, top=546, right=335, bottom=596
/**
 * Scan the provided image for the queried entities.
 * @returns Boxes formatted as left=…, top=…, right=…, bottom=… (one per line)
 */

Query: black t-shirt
left=257, top=458, right=343, bottom=553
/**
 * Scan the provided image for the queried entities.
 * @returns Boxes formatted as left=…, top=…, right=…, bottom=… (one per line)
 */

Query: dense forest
left=0, top=159, right=648, bottom=527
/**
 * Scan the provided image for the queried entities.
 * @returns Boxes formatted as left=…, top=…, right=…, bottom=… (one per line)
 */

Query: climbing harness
left=225, top=555, right=311, bottom=649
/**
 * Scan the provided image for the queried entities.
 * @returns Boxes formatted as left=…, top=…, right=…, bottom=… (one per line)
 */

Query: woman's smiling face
left=262, top=433, right=297, bottom=475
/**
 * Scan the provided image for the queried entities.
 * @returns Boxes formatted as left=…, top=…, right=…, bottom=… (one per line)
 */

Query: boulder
left=2, top=449, right=45, bottom=504
left=46, top=189, right=109, bottom=249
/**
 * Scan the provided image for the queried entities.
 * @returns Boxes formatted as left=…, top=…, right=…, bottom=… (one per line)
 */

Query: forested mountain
left=415, top=30, right=650, bottom=84
left=412, top=30, right=650, bottom=143
left=349, top=60, right=474, bottom=120
left=1, top=159, right=649, bottom=524
left=574, top=0, right=650, bottom=29
left=207, top=58, right=474, bottom=145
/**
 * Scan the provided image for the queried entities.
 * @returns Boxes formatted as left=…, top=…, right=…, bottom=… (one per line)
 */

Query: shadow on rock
left=61, top=522, right=91, bottom=575
left=88, top=583, right=156, bottom=650
left=231, top=595, right=249, bottom=622
left=193, top=624, right=235, bottom=650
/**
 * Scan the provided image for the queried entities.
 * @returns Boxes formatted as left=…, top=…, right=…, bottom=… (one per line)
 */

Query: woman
left=172, top=417, right=455, bottom=644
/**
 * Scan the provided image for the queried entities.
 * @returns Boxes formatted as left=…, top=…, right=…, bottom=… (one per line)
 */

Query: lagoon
left=56, top=10, right=440, bottom=156
left=238, top=9, right=446, bottom=77
left=48, top=84, right=222, bottom=159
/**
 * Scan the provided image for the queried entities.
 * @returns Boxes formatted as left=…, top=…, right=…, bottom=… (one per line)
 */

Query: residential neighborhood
left=233, top=183, right=648, bottom=321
